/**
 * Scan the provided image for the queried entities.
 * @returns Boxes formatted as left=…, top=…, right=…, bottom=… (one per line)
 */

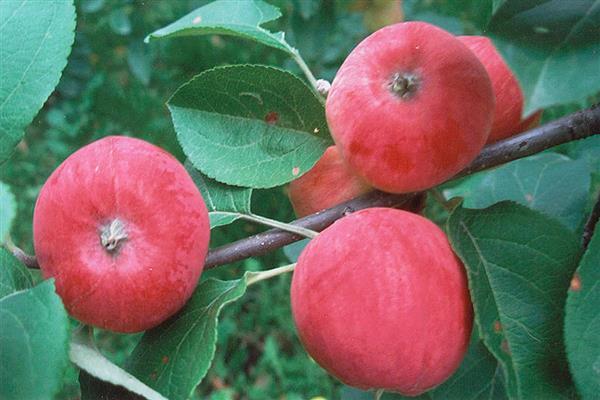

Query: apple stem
left=389, top=72, right=420, bottom=99
left=247, top=263, right=296, bottom=286
left=100, top=218, right=128, bottom=253
left=241, top=213, right=318, bottom=239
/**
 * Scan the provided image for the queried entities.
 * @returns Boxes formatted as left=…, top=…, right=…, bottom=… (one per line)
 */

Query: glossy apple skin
left=458, top=36, right=542, bottom=142
left=326, top=22, right=494, bottom=194
left=291, top=208, right=472, bottom=395
left=288, top=146, right=372, bottom=217
left=33, top=136, right=210, bottom=333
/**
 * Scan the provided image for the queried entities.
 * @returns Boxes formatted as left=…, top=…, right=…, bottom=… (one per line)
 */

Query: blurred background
left=1, top=1, right=596, bottom=399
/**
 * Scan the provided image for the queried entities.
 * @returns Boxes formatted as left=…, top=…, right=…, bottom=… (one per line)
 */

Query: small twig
left=582, top=192, right=600, bottom=250
left=4, top=237, right=39, bottom=269
left=374, top=389, right=385, bottom=400
left=290, top=49, right=323, bottom=102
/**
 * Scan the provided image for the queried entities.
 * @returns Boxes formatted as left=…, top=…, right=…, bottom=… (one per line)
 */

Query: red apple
left=291, top=208, right=472, bottom=395
left=458, top=35, right=542, bottom=142
left=33, top=136, right=210, bottom=333
left=326, top=22, right=494, bottom=194
left=288, top=146, right=371, bottom=217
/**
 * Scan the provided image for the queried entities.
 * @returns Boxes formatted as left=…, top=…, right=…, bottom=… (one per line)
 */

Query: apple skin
left=458, top=36, right=542, bottom=142
left=326, top=22, right=494, bottom=194
left=291, top=208, right=472, bottom=395
left=288, top=146, right=372, bottom=217
left=33, top=136, right=210, bottom=333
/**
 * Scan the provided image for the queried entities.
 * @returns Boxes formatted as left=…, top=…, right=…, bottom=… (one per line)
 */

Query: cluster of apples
left=31, top=20, right=540, bottom=397
left=288, top=22, right=540, bottom=395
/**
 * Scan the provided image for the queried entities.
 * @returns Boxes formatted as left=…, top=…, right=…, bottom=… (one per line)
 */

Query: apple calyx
left=389, top=71, right=420, bottom=99
left=100, top=218, right=128, bottom=253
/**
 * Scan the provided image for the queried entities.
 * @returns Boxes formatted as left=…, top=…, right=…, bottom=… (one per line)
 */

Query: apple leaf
left=0, top=248, right=32, bottom=299
left=487, top=1, right=600, bottom=114
left=0, top=181, right=17, bottom=241
left=444, top=153, right=590, bottom=230
left=169, top=64, right=331, bottom=188
left=565, top=225, right=600, bottom=399
left=71, top=333, right=167, bottom=400
left=79, top=370, right=145, bottom=400
left=0, top=0, right=76, bottom=163
left=185, top=160, right=252, bottom=229
left=126, top=275, right=249, bottom=400
left=0, top=280, right=70, bottom=400
left=447, top=202, right=581, bottom=399
left=145, top=0, right=294, bottom=56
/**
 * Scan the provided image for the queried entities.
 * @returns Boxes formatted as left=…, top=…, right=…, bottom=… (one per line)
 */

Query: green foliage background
left=1, top=1, right=598, bottom=399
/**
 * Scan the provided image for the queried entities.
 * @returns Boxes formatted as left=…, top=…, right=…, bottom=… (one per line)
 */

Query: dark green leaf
left=145, top=0, right=294, bottom=56
left=0, top=280, right=70, bottom=400
left=488, top=1, right=600, bottom=113
left=0, top=248, right=32, bottom=299
left=444, top=153, right=590, bottom=230
left=126, top=276, right=248, bottom=400
left=448, top=202, right=581, bottom=399
left=169, top=65, right=330, bottom=188
left=79, top=370, right=144, bottom=400
left=185, top=160, right=252, bottom=229
left=0, top=0, right=76, bottom=163
left=565, top=226, right=600, bottom=399
left=0, top=182, right=16, bottom=240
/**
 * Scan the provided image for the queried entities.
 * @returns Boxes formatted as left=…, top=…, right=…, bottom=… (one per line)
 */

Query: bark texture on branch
left=205, top=104, right=600, bottom=268
left=10, top=105, right=600, bottom=270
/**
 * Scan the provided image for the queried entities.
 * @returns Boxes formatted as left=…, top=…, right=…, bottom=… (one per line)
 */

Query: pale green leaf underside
left=448, top=202, right=580, bottom=399
left=71, top=338, right=167, bottom=400
left=0, top=248, right=32, bottom=299
left=145, top=0, right=293, bottom=55
left=169, top=65, right=330, bottom=188
left=0, top=280, right=70, bottom=400
left=126, top=276, right=248, bottom=400
left=0, top=181, right=17, bottom=240
left=565, top=226, right=600, bottom=399
left=0, top=0, right=76, bottom=163
left=444, top=153, right=590, bottom=230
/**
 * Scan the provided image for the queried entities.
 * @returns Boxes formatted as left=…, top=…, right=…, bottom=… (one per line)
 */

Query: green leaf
left=71, top=334, right=167, bottom=400
left=283, top=239, right=309, bottom=263
left=126, top=276, right=249, bottom=400
left=79, top=370, right=144, bottom=400
left=145, top=0, right=294, bottom=56
left=0, top=280, right=70, bottom=400
left=0, top=0, right=76, bottom=163
left=565, top=226, right=600, bottom=399
left=169, top=65, right=330, bottom=188
left=340, top=336, right=507, bottom=400
left=0, top=182, right=17, bottom=241
left=447, top=202, right=581, bottom=399
left=488, top=1, right=600, bottom=113
left=444, top=153, right=590, bottom=230
left=185, top=160, right=252, bottom=229
left=0, top=248, right=32, bottom=299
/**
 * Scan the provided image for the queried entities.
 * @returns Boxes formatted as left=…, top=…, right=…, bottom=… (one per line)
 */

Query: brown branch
left=205, top=104, right=600, bottom=268
left=11, top=104, right=600, bottom=270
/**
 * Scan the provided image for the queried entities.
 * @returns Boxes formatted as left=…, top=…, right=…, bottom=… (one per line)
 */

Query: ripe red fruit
left=291, top=208, right=472, bottom=395
left=33, top=136, right=210, bottom=333
left=458, top=35, right=542, bottom=142
left=326, top=22, right=494, bottom=194
left=288, top=146, right=371, bottom=217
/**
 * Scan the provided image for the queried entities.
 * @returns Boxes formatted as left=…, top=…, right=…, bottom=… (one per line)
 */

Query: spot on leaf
left=292, top=167, right=300, bottom=176
left=161, top=355, right=169, bottom=364
left=493, top=320, right=502, bottom=333
left=265, top=111, right=278, bottom=124
left=525, top=194, right=533, bottom=202
left=192, top=16, right=202, bottom=24
left=501, top=339, right=511, bottom=354
left=570, top=273, right=582, bottom=291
